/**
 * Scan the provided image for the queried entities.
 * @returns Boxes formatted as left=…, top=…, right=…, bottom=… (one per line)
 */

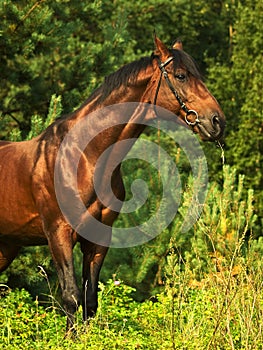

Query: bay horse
left=0, top=37, right=225, bottom=329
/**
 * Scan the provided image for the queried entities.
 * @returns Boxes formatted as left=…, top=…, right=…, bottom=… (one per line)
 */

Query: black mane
left=92, top=56, right=152, bottom=105
left=86, top=49, right=202, bottom=106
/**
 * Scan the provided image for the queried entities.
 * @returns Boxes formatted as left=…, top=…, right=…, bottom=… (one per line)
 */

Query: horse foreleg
left=80, top=239, right=109, bottom=321
left=46, top=225, right=80, bottom=330
left=0, top=242, right=20, bottom=273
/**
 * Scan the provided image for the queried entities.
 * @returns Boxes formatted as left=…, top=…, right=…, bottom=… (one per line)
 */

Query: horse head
left=151, top=36, right=225, bottom=141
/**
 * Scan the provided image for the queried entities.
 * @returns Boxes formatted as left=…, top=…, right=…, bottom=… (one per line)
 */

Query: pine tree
left=0, top=1, right=132, bottom=137
left=206, top=0, right=263, bottom=230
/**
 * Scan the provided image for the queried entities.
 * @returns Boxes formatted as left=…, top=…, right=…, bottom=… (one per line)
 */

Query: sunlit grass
left=0, top=251, right=262, bottom=350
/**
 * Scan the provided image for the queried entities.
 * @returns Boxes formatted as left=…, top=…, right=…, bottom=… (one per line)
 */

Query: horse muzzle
left=195, top=112, right=226, bottom=141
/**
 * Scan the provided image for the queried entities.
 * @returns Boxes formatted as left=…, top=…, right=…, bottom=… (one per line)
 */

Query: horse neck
left=46, top=61, right=159, bottom=193
left=70, top=62, right=156, bottom=145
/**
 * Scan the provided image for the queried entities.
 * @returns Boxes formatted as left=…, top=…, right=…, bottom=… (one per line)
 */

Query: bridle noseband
left=154, top=56, right=200, bottom=127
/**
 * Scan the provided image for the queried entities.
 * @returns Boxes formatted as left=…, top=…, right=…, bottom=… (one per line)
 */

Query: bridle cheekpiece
left=155, top=56, right=200, bottom=127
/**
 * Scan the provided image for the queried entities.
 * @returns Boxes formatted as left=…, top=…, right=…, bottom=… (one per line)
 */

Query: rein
left=154, top=56, right=200, bottom=127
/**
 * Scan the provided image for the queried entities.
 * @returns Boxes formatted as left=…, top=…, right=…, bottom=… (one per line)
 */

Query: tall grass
left=164, top=248, right=263, bottom=349
left=0, top=255, right=262, bottom=350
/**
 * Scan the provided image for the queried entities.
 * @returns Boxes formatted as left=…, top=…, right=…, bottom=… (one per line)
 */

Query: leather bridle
left=154, top=56, right=200, bottom=127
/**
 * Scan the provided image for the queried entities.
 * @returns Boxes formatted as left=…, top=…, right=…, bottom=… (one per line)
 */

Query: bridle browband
left=154, top=55, right=200, bottom=127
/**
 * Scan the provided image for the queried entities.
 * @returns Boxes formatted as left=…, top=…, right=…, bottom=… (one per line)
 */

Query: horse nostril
left=211, top=115, right=220, bottom=126
left=211, top=114, right=225, bottom=139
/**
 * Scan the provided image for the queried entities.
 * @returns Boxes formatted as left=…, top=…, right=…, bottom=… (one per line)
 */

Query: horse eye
left=175, top=74, right=186, bottom=82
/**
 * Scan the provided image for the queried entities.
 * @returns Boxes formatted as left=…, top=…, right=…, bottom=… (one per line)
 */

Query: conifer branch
left=14, top=0, right=45, bottom=32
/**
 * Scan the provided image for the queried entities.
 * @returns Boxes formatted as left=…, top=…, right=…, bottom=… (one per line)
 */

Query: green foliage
left=184, top=165, right=257, bottom=278
left=0, top=245, right=56, bottom=301
left=1, top=260, right=263, bottom=349
left=102, top=163, right=259, bottom=302
left=205, top=0, right=263, bottom=221
left=0, top=287, right=65, bottom=349
left=26, top=94, right=63, bottom=140
left=0, top=0, right=132, bottom=136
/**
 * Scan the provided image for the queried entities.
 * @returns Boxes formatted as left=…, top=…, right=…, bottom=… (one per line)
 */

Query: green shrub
left=1, top=263, right=262, bottom=350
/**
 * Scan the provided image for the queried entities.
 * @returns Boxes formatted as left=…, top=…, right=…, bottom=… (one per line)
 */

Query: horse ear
left=154, top=35, right=170, bottom=58
left=173, top=39, right=183, bottom=50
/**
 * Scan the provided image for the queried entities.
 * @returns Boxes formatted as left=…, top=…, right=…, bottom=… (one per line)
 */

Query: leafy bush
left=1, top=259, right=262, bottom=350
